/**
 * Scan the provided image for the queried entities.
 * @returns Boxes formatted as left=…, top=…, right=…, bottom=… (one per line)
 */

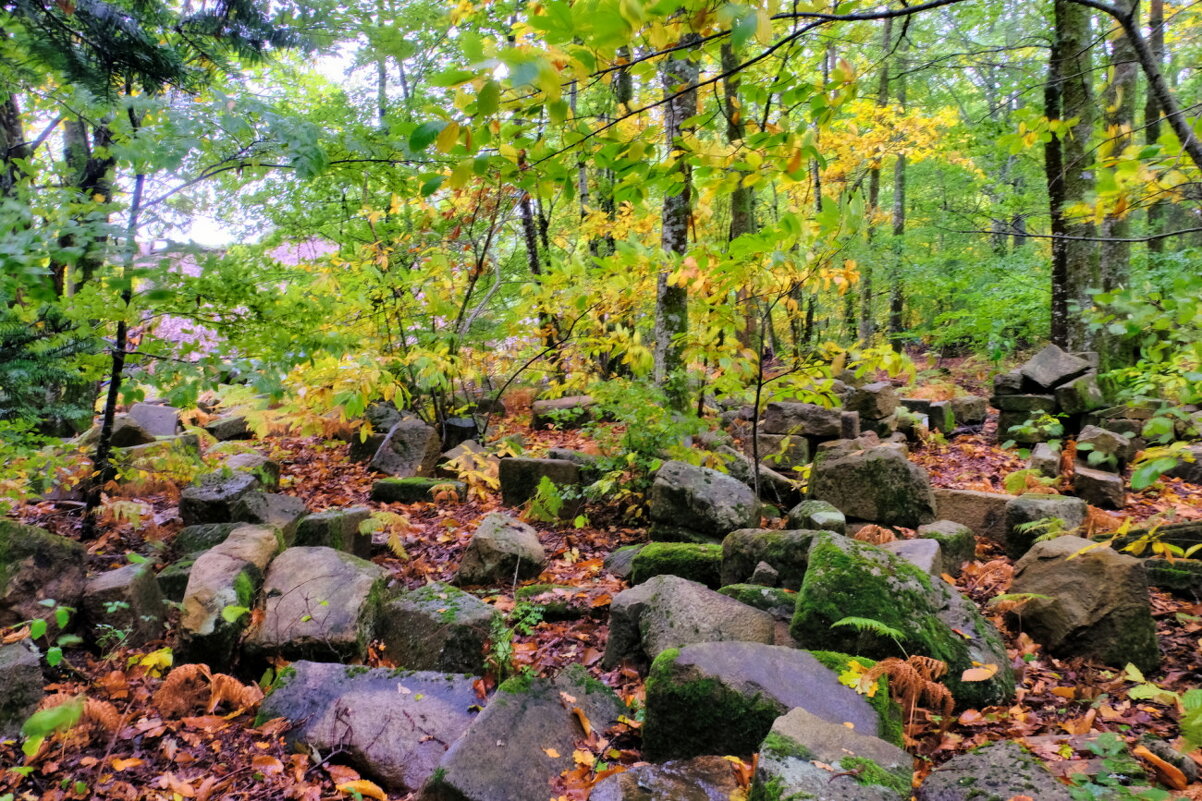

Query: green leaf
left=221, top=605, right=250, bottom=623
left=409, top=121, right=447, bottom=153
left=46, top=647, right=63, bottom=667
left=429, top=69, right=478, bottom=87
left=732, top=10, right=758, bottom=50
left=476, top=80, right=500, bottom=117
left=21, top=695, right=83, bottom=747
left=420, top=174, right=446, bottom=196
left=30, top=618, right=46, bottom=640
left=54, top=606, right=70, bottom=629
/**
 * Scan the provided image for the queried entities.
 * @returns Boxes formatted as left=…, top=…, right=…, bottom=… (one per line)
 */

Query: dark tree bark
left=1143, top=0, right=1166, bottom=256
left=721, top=41, right=756, bottom=349
left=861, top=15, right=894, bottom=342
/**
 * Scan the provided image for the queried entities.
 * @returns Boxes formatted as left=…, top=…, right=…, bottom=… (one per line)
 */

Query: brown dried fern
left=853, top=524, right=897, bottom=545
left=863, top=655, right=955, bottom=742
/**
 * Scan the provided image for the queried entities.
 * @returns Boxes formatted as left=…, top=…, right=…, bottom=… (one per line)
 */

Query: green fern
left=831, top=616, right=905, bottom=641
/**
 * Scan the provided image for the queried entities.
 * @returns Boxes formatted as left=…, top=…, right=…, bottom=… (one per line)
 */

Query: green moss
left=807, top=650, right=904, bottom=747
left=748, top=776, right=815, bottom=801
left=345, top=665, right=371, bottom=677
left=233, top=568, right=256, bottom=608
left=761, top=732, right=814, bottom=761
left=643, top=647, right=787, bottom=761
left=718, top=584, right=795, bottom=615
left=630, top=542, right=722, bottom=587
left=839, top=756, right=909, bottom=794
left=560, top=663, right=612, bottom=696
left=497, top=672, right=535, bottom=694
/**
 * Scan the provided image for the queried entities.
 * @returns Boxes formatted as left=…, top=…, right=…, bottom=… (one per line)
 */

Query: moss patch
left=718, top=584, right=795, bottom=616
left=629, top=542, right=722, bottom=587
left=642, top=647, right=788, bottom=761
left=807, top=650, right=904, bottom=747
left=839, top=756, right=909, bottom=794
left=761, top=732, right=814, bottom=761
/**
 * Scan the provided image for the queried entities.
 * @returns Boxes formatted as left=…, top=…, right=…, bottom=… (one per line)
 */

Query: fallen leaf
left=544, top=747, right=561, bottom=758
left=1132, top=745, right=1188, bottom=790
left=111, top=757, right=143, bottom=771
left=336, top=779, right=388, bottom=800
left=252, top=755, right=284, bottom=775
left=571, top=707, right=592, bottom=736
left=960, top=664, right=999, bottom=682
left=572, top=749, right=594, bottom=767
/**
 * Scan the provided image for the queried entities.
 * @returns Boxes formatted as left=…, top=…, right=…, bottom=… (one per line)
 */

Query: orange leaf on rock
left=1132, top=745, right=1188, bottom=790
left=960, top=664, right=999, bottom=682
left=544, top=747, right=561, bottom=758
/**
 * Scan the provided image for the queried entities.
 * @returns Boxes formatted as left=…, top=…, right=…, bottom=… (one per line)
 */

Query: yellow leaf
left=543, top=747, right=561, bottom=758
left=960, top=663, right=999, bottom=682
left=436, top=122, right=460, bottom=153
left=336, top=779, right=388, bottom=800
left=572, top=749, right=595, bottom=767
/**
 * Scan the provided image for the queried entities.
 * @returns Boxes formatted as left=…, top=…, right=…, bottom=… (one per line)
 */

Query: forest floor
left=4, top=377, right=1202, bottom=800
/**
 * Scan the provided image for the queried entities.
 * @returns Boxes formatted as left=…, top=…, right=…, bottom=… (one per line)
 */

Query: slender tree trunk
left=721, top=42, right=756, bottom=349
left=0, top=92, right=28, bottom=196
left=1045, top=37, right=1070, bottom=347
left=655, top=30, right=699, bottom=411
left=82, top=171, right=145, bottom=538
left=1144, top=0, right=1166, bottom=256
left=1099, top=0, right=1137, bottom=294
left=861, top=15, right=893, bottom=342
left=887, top=35, right=908, bottom=351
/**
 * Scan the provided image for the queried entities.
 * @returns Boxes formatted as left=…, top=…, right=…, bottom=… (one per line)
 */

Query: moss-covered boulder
left=916, top=740, right=1073, bottom=801
left=377, top=583, right=497, bottom=673
left=917, top=520, right=975, bottom=576
left=751, top=707, right=911, bottom=801
left=245, top=546, right=387, bottom=662
left=1143, top=557, right=1202, bottom=597
left=513, top=583, right=590, bottom=619
left=790, top=533, right=1014, bottom=708
left=786, top=499, right=846, bottom=534
left=0, top=520, right=86, bottom=628
left=809, top=445, right=936, bottom=528
left=156, top=556, right=197, bottom=602
left=643, top=642, right=889, bottom=761
left=372, top=477, right=467, bottom=504
left=721, top=528, right=822, bottom=589
left=1002, top=494, right=1086, bottom=559
left=718, top=584, right=795, bottom=619
left=173, top=523, right=241, bottom=557
left=293, top=506, right=373, bottom=556
left=630, top=542, right=722, bottom=588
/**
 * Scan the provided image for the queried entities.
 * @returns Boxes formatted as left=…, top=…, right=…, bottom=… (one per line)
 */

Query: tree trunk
left=0, top=92, right=28, bottom=196
left=861, top=15, right=893, bottom=342
left=1099, top=0, right=1137, bottom=294
left=1143, top=0, right=1166, bottom=256
left=721, top=42, right=756, bottom=349
left=655, top=30, right=699, bottom=411
left=887, top=32, right=907, bottom=351
left=1044, top=35, right=1070, bottom=347
left=1055, top=0, right=1097, bottom=350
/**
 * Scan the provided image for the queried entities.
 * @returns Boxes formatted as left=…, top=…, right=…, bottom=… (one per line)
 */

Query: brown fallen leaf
left=1132, top=744, right=1188, bottom=790
left=110, top=757, right=142, bottom=771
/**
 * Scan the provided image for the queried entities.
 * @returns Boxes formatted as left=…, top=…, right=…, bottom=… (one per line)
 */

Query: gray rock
left=762, top=402, right=843, bottom=438
left=1029, top=442, right=1061, bottom=478
left=231, top=492, right=307, bottom=539
left=949, top=395, right=988, bottom=426
left=881, top=538, right=942, bottom=576
left=128, top=402, right=180, bottom=437
left=917, top=740, right=1073, bottom=801
left=786, top=499, right=846, bottom=534
left=720, top=528, right=821, bottom=589
left=82, top=563, right=165, bottom=646
left=156, top=556, right=197, bottom=602
left=204, top=413, right=251, bottom=441
left=1056, top=373, right=1106, bottom=415
left=900, top=398, right=933, bottom=416
left=498, top=457, right=582, bottom=515
left=604, top=544, right=644, bottom=579
left=861, top=411, right=900, bottom=438
left=751, top=433, right=810, bottom=473
left=0, top=640, right=42, bottom=738
left=590, top=756, right=744, bottom=801
left=997, top=410, right=1050, bottom=445
left=718, top=446, right=802, bottom=511
left=261, top=661, right=479, bottom=794
left=603, top=575, right=774, bottom=667
left=0, top=520, right=86, bottom=629
left=371, top=419, right=442, bottom=478
left=546, top=447, right=602, bottom=478
left=420, top=665, right=623, bottom=801
left=373, top=477, right=467, bottom=504
left=917, top=521, right=975, bottom=576
left=1143, top=557, right=1202, bottom=597
left=293, top=506, right=373, bottom=557
left=1009, top=536, right=1158, bottom=672
left=178, top=524, right=279, bottom=667
left=928, top=401, right=954, bottom=434
left=934, top=488, right=1014, bottom=543
left=455, top=513, right=546, bottom=585
left=717, top=584, right=795, bottom=618
left=993, top=370, right=1023, bottom=395
left=221, top=452, right=280, bottom=490
left=1077, top=425, right=1136, bottom=469
left=847, top=382, right=899, bottom=421
left=1165, top=445, right=1202, bottom=484
left=754, top=707, right=911, bottom=800
left=648, top=460, right=759, bottom=542
left=108, top=413, right=156, bottom=447
left=841, top=410, right=862, bottom=439
left=349, top=431, right=388, bottom=463
left=173, top=523, right=240, bottom=557
left=376, top=582, right=498, bottom=673
left=994, top=394, right=1057, bottom=413
left=246, top=546, right=386, bottom=661
left=179, top=471, right=261, bottom=526
left=440, top=417, right=478, bottom=450
left=791, top=534, right=1014, bottom=708
left=643, top=642, right=884, bottom=760
left=1073, top=465, right=1126, bottom=509
left=809, top=445, right=936, bottom=528
left=1003, top=494, right=1087, bottom=559
left=1020, top=344, right=1093, bottom=391
left=750, top=561, right=780, bottom=587
left=530, top=394, right=595, bottom=430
